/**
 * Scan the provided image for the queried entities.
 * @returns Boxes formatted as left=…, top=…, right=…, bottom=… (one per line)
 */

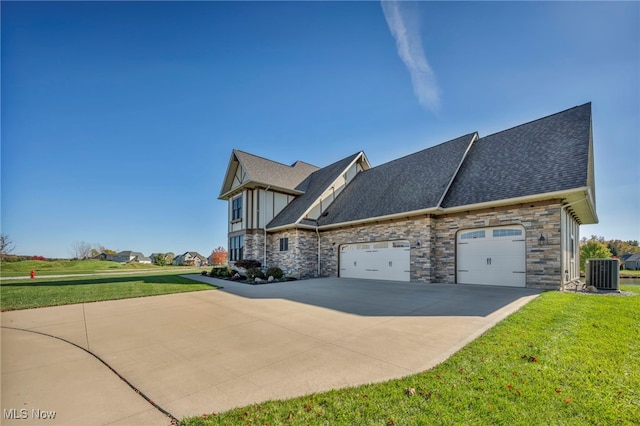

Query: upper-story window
left=232, top=196, right=242, bottom=221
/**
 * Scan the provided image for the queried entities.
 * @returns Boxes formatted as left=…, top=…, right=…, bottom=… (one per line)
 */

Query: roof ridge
left=370, top=132, right=478, bottom=170
left=292, top=160, right=319, bottom=168
left=234, top=149, right=319, bottom=170
left=481, top=102, right=591, bottom=140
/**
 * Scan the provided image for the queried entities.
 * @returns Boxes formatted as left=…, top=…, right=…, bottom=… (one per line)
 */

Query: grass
left=620, top=269, right=640, bottom=277
left=182, top=286, right=640, bottom=426
left=0, top=259, right=202, bottom=277
left=0, top=271, right=216, bottom=311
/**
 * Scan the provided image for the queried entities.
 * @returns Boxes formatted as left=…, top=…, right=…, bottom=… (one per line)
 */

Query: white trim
left=436, top=132, right=478, bottom=208
left=295, top=151, right=370, bottom=224
left=266, top=187, right=596, bottom=233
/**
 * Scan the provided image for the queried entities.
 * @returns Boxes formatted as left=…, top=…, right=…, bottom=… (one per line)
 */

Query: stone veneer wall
left=249, top=201, right=563, bottom=288
left=268, top=229, right=318, bottom=278
left=320, top=216, right=434, bottom=283
left=243, top=230, right=265, bottom=265
left=433, top=201, right=562, bottom=289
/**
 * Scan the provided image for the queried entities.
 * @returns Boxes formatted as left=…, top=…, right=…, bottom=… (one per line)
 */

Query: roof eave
left=218, top=182, right=306, bottom=200
left=315, top=207, right=440, bottom=231
left=441, top=187, right=598, bottom=224
left=266, top=188, right=598, bottom=231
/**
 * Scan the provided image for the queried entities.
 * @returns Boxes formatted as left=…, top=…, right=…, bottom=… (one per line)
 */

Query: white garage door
left=340, top=241, right=410, bottom=281
left=457, top=226, right=526, bottom=287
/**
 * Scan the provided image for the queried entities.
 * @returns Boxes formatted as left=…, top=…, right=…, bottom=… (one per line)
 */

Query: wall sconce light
left=416, top=240, right=421, bottom=247
left=538, top=234, right=546, bottom=245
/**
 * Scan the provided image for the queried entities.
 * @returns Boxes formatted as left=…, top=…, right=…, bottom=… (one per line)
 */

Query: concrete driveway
left=1, top=277, right=540, bottom=425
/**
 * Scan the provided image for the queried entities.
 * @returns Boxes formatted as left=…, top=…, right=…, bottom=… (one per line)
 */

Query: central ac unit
left=585, top=259, right=619, bottom=290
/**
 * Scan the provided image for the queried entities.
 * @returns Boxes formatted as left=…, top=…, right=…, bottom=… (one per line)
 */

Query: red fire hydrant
left=30, top=270, right=36, bottom=279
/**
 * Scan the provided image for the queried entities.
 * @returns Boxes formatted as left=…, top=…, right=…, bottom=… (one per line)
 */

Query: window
left=492, top=228, right=523, bottom=238
left=460, top=230, right=486, bottom=240
left=393, top=241, right=410, bottom=248
left=232, top=196, right=242, bottom=221
left=570, top=235, right=575, bottom=260
left=229, top=236, right=243, bottom=261
left=280, top=237, right=289, bottom=252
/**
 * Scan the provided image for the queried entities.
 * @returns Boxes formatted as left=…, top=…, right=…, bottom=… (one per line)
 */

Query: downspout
left=263, top=185, right=271, bottom=269
left=560, top=196, right=588, bottom=287
left=315, top=224, right=320, bottom=277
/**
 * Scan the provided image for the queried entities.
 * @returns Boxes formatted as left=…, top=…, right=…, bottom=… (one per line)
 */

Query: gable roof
left=317, top=133, right=477, bottom=226
left=442, top=103, right=594, bottom=212
left=220, top=103, right=597, bottom=231
left=267, top=152, right=365, bottom=229
left=219, top=150, right=319, bottom=199
left=187, top=251, right=206, bottom=260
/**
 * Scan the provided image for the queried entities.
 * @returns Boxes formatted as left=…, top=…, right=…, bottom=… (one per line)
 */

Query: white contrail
left=381, top=1, right=441, bottom=112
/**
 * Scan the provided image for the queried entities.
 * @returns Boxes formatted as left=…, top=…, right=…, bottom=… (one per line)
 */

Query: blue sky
left=2, top=1, right=638, bottom=259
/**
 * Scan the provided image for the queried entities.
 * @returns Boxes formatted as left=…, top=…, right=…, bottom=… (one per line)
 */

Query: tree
left=164, top=252, right=175, bottom=265
left=607, top=239, right=640, bottom=256
left=71, top=241, right=93, bottom=260
left=154, top=253, right=168, bottom=266
left=580, top=237, right=612, bottom=272
left=0, top=234, right=15, bottom=259
left=210, top=246, right=228, bottom=265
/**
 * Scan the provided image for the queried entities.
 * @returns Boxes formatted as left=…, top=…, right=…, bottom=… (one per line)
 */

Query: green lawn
left=0, top=259, right=202, bottom=278
left=182, top=286, right=640, bottom=426
left=620, top=269, right=640, bottom=277
left=0, top=272, right=215, bottom=311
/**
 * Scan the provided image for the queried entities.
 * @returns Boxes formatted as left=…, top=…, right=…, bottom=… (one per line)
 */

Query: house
left=623, top=254, right=640, bottom=270
left=111, top=251, right=152, bottom=264
left=173, top=252, right=208, bottom=267
left=96, top=252, right=114, bottom=261
left=218, top=103, right=597, bottom=290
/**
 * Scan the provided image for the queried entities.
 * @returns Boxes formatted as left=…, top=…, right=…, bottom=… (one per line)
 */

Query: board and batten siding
left=229, top=188, right=295, bottom=232
left=305, top=161, right=364, bottom=220
left=561, top=207, right=581, bottom=285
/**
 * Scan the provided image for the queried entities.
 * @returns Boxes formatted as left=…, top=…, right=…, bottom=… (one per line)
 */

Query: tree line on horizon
left=0, top=235, right=230, bottom=266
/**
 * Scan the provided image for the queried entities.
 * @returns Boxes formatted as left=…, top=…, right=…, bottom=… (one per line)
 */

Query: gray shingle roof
left=317, top=133, right=477, bottom=226
left=267, top=152, right=363, bottom=228
left=442, top=103, right=592, bottom=208
left=229, top=150, right=319, bottom=194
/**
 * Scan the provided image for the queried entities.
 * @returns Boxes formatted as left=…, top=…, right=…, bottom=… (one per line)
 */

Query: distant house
left=173, top=252, right=208, bottom=266
left=623, top=254, right=640, bottom=270
left=111, top=251, right=152, bottom=264
left=96, top=252, right=114, bottom=261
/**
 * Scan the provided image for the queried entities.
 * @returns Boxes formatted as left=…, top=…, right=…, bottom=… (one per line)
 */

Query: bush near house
left=209, top=267, right=231, bottom=278
left=246, top=267, right=265, bottom=280
left=209, top=263, right=288, bottom=283
left=234, top=259, right=262, bottom=269
left=266, top=267, right=284, bottom=280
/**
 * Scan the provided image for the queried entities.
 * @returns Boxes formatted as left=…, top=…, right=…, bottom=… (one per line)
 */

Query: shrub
left=246, top=268, right=265, bottom=280
left=210, top=267, right=231, bottom=278
left=235, top=259, right=261, bottom=269
left=265, top=267, right=284, bottom=280
left=201, top=271, right=208, bottom=276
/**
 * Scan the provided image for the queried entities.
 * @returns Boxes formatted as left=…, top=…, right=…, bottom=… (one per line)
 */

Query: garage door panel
left=340, top=241, right=410, bottom=282
left=457, top=226, right=526, bottom=287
